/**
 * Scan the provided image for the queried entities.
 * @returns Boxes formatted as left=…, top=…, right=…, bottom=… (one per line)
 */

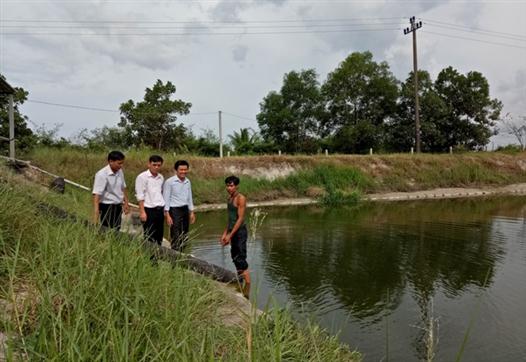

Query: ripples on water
left=190, top=197, right=526, bottom=361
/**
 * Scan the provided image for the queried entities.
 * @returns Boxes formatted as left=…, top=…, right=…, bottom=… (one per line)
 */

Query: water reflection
left=260, top=199, right=508, bottom=318
left=191, top=197, right=526, bottom=361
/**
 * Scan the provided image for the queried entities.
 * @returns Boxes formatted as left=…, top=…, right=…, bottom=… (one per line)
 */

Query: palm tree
left=229, top=128, right=262, bottom=154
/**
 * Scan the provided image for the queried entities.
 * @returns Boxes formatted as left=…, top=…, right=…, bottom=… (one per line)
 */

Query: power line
left=424, top=22, right=526, bottom=43
left=0, top=17, right=405, bottom=24
left=27, top=99, right=217, bottom=116
left=2, top=0, right=523, bottom=2
left=0, top=22, right=404, bottom=30
left=2, top=27, right=401, bottom=36
left=222, top=111, right=257, bottom=122
left=422, top=30, right=526, bottom=50
left=422, top=18, right=526, bottom=40
left=27, top=99, right=118, bottom=112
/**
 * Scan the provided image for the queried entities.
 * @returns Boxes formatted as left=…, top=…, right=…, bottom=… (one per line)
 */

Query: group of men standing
left=92, top=151, right=195, bottom=251
left=91, top=151, right=250, bottom=295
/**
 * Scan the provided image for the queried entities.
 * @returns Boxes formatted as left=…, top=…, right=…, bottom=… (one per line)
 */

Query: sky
left=0, top=0, right=525, bottom=148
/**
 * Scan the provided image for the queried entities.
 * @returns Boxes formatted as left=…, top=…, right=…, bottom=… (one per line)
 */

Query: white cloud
left=0, top=0, right=524, bottom=145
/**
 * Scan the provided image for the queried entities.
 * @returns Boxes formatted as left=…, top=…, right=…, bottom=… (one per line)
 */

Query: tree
left=388, top=67, right=502, bottom=152
left=0, top=75, right=36, bottom=154
left=321, top=51, right=399, bottom=153
left=74, top=126, right=133, bottom=150
left=432, top=67, right=502, bottom=151
left=257, top=69, right=323, bottom=153
left=184, top=128, right=232, bottom=157
left=386, top=70, right=448, bottom=152
left=229, top=128, right=262, bottom=154
left=33, top=122, right=71, bottom=148
left=499, top=113, right=526, bottom=151
left=119, top=79, right=192, bottom=150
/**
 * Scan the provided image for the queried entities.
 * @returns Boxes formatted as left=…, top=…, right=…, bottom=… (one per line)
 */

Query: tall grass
left=0, top=168, right=360, bottom=361
left=25, top=147, right=526, bottom=205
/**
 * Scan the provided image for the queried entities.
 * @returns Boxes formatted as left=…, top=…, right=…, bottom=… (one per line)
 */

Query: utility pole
left=218, top=110, right=223, bottom=158
left=404, top=16, right=423, bottom=153
left=9, top=94, right=15, bottom=159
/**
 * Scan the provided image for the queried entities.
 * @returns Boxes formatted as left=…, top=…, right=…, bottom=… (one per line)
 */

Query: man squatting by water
left=92, top=150, right=130, bottom=230
left=163, top=160, right=196, bottom=251
left=135, top=155, right=165, bottom=244
left=221, top=175, right=250, bottom=297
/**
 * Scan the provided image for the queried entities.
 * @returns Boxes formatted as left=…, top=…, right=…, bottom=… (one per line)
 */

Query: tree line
left=0, top=51, right=510, bottom=155
left=257, top=51, right=503, bottom=154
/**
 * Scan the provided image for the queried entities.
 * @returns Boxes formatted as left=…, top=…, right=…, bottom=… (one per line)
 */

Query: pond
left=188, top=196, right=526, bottom=361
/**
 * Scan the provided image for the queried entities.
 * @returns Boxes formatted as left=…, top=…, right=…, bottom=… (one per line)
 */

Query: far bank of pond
left=26, top=147, right=526, bottom=205
left=188, top=196, right=526, bottom=361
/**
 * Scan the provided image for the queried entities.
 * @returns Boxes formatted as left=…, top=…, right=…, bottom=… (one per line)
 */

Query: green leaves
left=257, top=69, right=323, bottom=154
left=0, top=74, right=36, bottom=154
left=118, top=79, right=192, bottom=150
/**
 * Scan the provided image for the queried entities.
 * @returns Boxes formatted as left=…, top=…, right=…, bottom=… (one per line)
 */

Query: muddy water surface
left=189, top=196, right=526, bottom=361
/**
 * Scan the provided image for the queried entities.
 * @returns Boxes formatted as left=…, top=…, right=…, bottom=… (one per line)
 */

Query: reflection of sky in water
left=189, top=197, right=526, bottom=361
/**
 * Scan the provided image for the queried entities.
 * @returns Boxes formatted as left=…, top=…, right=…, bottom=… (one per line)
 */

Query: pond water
left=188, top=197, right=526, bottom=361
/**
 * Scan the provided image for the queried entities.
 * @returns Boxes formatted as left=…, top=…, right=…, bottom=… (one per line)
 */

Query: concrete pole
left=413, top=27, right=421, bottom=153
left=218, top=110, right=223, bottom=158
left=9, top=94, right=15, bottom=160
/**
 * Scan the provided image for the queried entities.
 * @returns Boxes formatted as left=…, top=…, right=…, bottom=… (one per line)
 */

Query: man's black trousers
left=99, top=203, right=122, bottom=230
left=143, top=206, right=165, bottom=245
left=169, top=206, right=189, bottom=251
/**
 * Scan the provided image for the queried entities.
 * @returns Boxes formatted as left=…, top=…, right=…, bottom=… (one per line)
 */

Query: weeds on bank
left=25, top=147, right=526, bottom=205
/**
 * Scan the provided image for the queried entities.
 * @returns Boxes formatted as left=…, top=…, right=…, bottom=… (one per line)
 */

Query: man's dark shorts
left=230, top=225, right=248, bottom=271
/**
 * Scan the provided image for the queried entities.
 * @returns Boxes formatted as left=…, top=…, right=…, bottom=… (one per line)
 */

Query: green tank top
left=227, top=199, right=245, bottom=231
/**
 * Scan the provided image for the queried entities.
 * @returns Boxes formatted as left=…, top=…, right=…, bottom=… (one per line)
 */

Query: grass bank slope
left=0, top=166, right=359, bottom=361
left=26, top=147, right=526, bottom=204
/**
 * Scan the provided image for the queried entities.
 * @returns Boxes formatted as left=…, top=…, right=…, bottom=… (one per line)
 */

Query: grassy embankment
left=0, top=165, right=360, bottom=360
left=26, top=147, right=526, bottom=207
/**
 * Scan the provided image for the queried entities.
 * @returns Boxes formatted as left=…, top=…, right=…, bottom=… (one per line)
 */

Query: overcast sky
left=1, top=0, right=525, bottom=147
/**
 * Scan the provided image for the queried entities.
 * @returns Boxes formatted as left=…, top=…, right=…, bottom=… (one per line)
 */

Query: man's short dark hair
left=149, top=155, right=164, bottom=163
left=225, top=175, right=240, bottom=185
left=174, top=160, right=189, bottom=170
left=108, top=150, right=125, bottom=161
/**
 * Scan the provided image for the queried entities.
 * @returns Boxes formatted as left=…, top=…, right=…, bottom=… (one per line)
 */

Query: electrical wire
left=2, top=28, right=401, bottom=36
left=27, top=99, right=217, bottom=116
left=222, top=111, right=257, bottom=122
left=0, top=22, right=404, bottom=30
left=27, top=99, right=118, bottom=112
left=421, top=18, right=526, bottom=40
left=422, top=30, right=526, bottom=50
left=0, top=17, right=405, bottom=24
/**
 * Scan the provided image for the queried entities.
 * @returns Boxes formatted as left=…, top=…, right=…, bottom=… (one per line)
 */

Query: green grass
left=23, top=146, right=526, bottom=205
left=0, top=166, right=360, bottom=361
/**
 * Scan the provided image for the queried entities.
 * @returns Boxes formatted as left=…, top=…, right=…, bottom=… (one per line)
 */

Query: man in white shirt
left=135, top=155, right=165, bottom=244
left=163, top=160, right=196, bottom=251
left=92, top=150, right=130, bottom=230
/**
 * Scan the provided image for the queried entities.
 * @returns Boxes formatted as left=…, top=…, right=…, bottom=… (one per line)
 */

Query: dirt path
left=196, top=183, right=526, bottom=211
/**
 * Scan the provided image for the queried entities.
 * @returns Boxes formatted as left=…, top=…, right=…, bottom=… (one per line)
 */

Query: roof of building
left=0, top=77, right=15, bottom=95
